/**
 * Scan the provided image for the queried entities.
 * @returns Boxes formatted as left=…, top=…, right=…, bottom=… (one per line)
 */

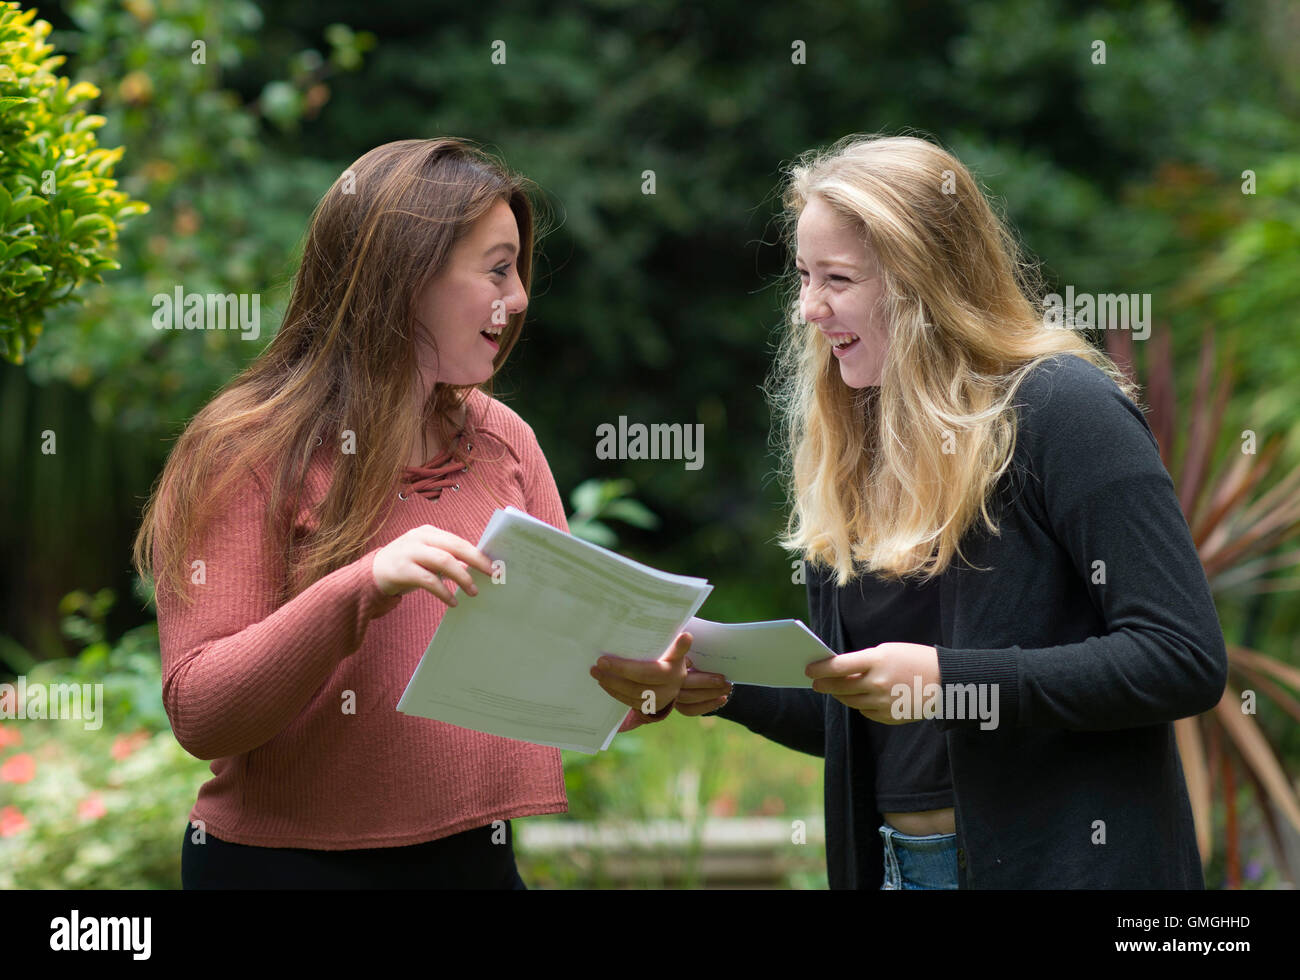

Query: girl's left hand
left=591, top=632, right=693, bottom=720
left=805, top=642, right=941, bottom=724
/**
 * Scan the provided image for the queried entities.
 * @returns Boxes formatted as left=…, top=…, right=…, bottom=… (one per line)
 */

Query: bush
left=0, top=1, right=147, bottom=362
left=0, top=587, right=208, bottom=888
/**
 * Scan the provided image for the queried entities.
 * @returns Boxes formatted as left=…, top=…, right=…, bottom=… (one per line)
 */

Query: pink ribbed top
left=155, top=388, right=569, bottom=848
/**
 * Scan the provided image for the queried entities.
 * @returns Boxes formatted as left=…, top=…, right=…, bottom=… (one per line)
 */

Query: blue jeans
left=879, top=824, right=959, bottom=889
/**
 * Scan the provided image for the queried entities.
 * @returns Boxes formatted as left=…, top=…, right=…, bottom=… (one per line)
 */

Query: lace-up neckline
left=400, top=430, right=470, bottom=501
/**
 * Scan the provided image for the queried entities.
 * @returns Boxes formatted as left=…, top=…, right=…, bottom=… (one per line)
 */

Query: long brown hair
left=134, top=138, right=541, bottom=603
left=767, top=133, right=1138, bottom=586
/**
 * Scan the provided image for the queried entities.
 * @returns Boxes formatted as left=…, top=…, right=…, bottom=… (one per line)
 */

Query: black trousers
left=180, top=820, right=527, bottom=889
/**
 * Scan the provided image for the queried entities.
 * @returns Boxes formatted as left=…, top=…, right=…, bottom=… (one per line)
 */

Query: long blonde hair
left=134, top=138, right=542, bottom=603
left=768, top=133, right=1138, bottom=586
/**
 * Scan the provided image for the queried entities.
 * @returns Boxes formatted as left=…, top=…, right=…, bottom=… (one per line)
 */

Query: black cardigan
left=713, top=353, right=1228, bottom=888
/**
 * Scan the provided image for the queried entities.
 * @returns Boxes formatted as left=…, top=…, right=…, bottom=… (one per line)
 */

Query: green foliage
left=24, top=0, right=372, bottom=431
left=0, top=588, right=208, bottom=888
left=55, top=587, right=169, bottom=732
left=0, top=719, right=208, bottom=888
left=0, top=2, right=147, bottom=362
left=567, top=477, right=660, bottom=548
left=1, top=0, right=1298, bottom=887
left=520, top=711, right=826, bottom=888
left=0, top=588, right=825, bottom=889
left=1, top=0, right=377, bottom=658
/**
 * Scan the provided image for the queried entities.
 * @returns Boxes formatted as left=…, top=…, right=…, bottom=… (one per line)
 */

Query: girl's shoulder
left=1014, top=351, right=1123, bottom=407
left=1011, top=352, right=1152, bottom=452
left=1008, top=352, right=1162, bottom=518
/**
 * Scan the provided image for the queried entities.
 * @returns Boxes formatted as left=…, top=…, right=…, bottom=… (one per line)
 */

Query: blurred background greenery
left=1, top=0, right=1298, bottom=888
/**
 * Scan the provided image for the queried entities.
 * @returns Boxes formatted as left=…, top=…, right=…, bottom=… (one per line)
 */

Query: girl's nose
left=800, top=291, right=828, bottom=324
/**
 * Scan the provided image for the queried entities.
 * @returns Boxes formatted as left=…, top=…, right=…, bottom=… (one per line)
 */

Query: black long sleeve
left=935, top=353, right=1227, bottom=731
left=708, top=560, right=830, bottom=755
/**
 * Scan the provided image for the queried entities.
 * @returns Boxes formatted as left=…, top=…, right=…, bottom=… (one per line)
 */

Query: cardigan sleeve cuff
left=706, top=684, right=756, bottom=722
left=934, top=645, right=1021, bottom=730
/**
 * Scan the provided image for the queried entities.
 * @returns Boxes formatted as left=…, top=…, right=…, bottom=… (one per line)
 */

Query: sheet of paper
left=397, top=507, right=712, bottom=753
left=683, top=617, right=833, bottom=688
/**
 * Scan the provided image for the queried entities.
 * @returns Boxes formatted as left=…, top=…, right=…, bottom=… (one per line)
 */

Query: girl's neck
left=406, top=392, right=470, bottom=468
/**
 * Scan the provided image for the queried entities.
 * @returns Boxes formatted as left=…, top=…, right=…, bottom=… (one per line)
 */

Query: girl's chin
left=418, top=366, right=495, bottom=390
left=839, top=367, right=880, bottom=389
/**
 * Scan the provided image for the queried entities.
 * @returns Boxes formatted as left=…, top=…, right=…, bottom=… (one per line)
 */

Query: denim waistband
left=879, top=824, right=959, bottom=890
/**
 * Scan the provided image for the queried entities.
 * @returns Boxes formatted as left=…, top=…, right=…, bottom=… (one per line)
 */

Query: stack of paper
left=397, top=507, right=832, bottom=753
left=681, top=616, right=832, bottom=689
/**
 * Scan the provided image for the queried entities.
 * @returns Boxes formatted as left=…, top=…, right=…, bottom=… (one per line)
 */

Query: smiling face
left=412, top=198, right=528, bottom=390
left=795, top=195, right=889, bottom=388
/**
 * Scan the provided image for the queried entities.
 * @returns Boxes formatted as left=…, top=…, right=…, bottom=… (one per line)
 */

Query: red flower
left=0, top=753, right=35, bottom=784
left=78, top=793, right=107, bottom=821
left=110, top=731, right=150, bottom=761
left=708, top=792, right=738, bottom=818
left=0, top=805, right=28, bottom=837
left=0, top=724, right=20, bottom=749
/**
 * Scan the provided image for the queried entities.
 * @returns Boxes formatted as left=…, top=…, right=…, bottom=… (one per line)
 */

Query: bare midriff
left=883, top=806, right=955, bottom=836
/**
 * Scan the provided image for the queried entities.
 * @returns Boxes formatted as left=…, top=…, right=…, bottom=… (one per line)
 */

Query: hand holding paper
left=397, top=507, right=712, bottom=753
left=396, top=507, right=835, bottom=752
left=597, top=616, right=836, bottom=722
left=590, top=631, right=693, bottom=719
left=680, top=616, right=833, bottom=688
left=371, top=524, right=494, bottom=602
left=670, top=665, right=735, bottom=717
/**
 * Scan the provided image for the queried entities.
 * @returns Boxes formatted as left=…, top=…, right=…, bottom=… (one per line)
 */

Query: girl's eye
left=491, top=265, right=510, bottom=278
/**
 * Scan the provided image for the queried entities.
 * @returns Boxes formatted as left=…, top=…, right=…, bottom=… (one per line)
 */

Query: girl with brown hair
left=134, top=138, right=683, bottom=888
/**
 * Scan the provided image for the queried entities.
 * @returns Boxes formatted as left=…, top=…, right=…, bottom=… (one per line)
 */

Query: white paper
left=682, top=617, right=833, bottom=688
left=397, top=507, right=712, bottom=753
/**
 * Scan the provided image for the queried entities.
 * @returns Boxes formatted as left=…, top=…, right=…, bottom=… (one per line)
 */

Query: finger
left=411, top=566, right=458, bottom=606
left=420, top=527, right=495, bottom=577
left=805, top=650, right=876, bottom=679
left=856, top=702, right=910, bottom=723
left=596, top=653, right=684, bottom=685
left=811, top=674, right=874, bottom=696
left=591, top=676, right=638, bottom=709
left=677, top=672, right=731, bottom=696
left=589, top=666, right=667, bottom=704
left=591, top=672, right=666, bottom=710
left=831, top=691, right=885, bottom=711
left=661, top=632, right=692, bottom=664
left=676, top=686, right=729, bottom=705
left=675, top=694, right=729, bottom=717
left=681, top=671, right=730, bottom=691
left=412, top=550, right=480, bottom=597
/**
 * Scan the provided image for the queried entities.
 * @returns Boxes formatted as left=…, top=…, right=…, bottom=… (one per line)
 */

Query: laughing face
left=412, top=198, right=528, bottom=389
left=795, top=194, right=889, bottom=389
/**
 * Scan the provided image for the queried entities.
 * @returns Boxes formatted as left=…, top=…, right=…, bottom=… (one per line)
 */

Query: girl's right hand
left=371, top=524, right=495, bottom=604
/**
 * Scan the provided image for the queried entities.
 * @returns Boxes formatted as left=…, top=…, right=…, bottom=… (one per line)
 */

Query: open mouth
left=480, top=329, right=501, bottom=349
left=827, top=334, right=860, bottom=356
